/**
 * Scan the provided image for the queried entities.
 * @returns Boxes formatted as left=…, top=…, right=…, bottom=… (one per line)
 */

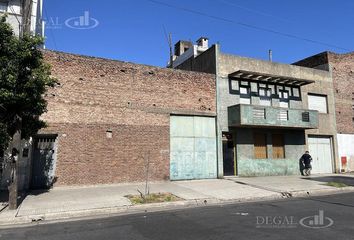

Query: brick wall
left=328, top=52, right=354, bottom=134
left=40, top=50, right=216, bottom=186
left=294, top=51, right=354, bottom=134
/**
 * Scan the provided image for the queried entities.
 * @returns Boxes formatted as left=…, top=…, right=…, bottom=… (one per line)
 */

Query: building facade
left=1, top=50, right=217, bottom=189
left=0, top=0, right=45, bottom=191
left=295, top=51, right=354, bottom=172
left=0, top=0, right=44, bottom=36
left=172, top=38, right=338, bottom=177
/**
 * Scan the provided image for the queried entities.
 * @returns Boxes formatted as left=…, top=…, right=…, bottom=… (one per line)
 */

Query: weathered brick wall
left=328, top=52, right=354, bottom=134
left=41, top=50, right=216, bottom=186
left=294, top=51, right=354, bottom=134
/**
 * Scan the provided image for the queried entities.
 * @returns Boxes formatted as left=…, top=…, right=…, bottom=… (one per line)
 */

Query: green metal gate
left=170, top=116, right=217, bottom=180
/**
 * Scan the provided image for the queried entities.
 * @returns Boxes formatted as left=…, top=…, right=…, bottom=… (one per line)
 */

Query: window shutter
left=272, top=134, right=285, bottom=159
left=254, top=133, right=267, bottom=159
left=308, top=94, right=328, bottom=113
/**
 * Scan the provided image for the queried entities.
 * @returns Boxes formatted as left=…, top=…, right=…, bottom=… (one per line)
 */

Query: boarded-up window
left=272, top=134, right=285, bottom=159
left=254, top=133, right=267, bottom=159
left=308, top=94, right=328, bottom=113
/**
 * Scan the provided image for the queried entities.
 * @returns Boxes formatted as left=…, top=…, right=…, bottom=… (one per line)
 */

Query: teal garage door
left=170, top=116, right=217, bottom=180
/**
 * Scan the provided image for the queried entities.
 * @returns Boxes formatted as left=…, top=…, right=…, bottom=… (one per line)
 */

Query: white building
left=0, top=0, right=44, bottom=37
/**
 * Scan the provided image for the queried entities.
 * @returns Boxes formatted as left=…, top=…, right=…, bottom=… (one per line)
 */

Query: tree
left=0, top=15, right=56, bottom=153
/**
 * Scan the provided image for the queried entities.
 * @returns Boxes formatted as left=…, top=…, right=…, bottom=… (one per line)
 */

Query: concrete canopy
left=229, top=70, right=315, bottom=86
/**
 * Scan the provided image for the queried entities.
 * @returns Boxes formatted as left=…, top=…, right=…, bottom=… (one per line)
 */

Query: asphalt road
left=1, top=192, right=354, bottom=240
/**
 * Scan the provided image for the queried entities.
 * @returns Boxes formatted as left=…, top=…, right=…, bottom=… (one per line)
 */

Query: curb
left=289, top=186, right=354, bottom=198
left=0, top=187, right=354, bottom=229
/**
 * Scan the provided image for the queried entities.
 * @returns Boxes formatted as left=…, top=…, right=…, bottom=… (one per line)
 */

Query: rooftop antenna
left=163, top=25, right=173, bottom=68
left=168, top=33, right=173, bottom=68
left=269, top=49, right=273, bottom=62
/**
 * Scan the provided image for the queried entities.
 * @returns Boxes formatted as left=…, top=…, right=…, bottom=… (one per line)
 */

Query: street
left=1, top=192, right=354, bottom=240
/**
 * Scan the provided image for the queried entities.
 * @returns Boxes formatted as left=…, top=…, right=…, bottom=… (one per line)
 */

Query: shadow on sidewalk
left=17, top=189, right=50, bottom=206
left=302, top=175, right=354, bottom=187
left=0, top=190, right=8, bottom=203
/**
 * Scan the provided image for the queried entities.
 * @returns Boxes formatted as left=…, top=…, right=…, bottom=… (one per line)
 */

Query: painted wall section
left=337, top=134, right=354, bottom=172
left=170, top=116, right=217, bottom=180
left=238, top=159, right=299, bottom=176
left=234, top=128, right=305, bottom=176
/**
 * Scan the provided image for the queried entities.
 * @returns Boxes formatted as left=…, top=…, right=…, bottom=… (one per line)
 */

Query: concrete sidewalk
left=1, top=173, right=354, bottom=227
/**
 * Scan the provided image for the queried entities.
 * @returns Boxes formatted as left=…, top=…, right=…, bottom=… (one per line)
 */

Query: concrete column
left=215, top=44, right=224, bottom=178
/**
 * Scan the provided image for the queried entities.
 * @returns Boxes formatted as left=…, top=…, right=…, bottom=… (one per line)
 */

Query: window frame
left=307, top=93, right=328, bottom=114
left=239, top=80, right=251, bottom=104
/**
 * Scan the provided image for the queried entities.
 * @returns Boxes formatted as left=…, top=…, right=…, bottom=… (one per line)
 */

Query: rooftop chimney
left=196, top=37, right=209, bottom=49
left=174, top=40, right=193, bottom=57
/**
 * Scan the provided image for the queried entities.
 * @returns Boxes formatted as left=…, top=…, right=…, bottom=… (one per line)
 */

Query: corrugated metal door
left=308, top=136, right=333, bottom=174
left=170, top=116, right=217, bottom=180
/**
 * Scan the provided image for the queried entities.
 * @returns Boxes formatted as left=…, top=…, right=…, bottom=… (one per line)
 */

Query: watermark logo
left=64, top=11, right=99, bottom=29
left=256, top=210, right=334, bottom=229
left=256, top=216, right=297, bottom=228
left=46, top=17, right=62, bottom=29
left=299, top=210, right=334, bottom=229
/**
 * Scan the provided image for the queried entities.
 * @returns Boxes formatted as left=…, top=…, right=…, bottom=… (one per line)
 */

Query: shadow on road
left=302, top=175, right=354, bottom=187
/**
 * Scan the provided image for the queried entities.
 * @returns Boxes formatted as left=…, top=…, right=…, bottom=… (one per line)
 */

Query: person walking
left=300, top=151, right=313, bottom=176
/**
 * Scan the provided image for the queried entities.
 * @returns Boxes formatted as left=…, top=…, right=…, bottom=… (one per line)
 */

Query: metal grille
left=36, top=137, right=56, bottom=150
left=302, top=112, right=310, bottom=122
left=277, top=110, right=288, bottom=121
left=253, top=108, right=266, bottom=119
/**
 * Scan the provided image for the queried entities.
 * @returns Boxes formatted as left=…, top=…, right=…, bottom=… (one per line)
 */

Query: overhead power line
left=216, top=0, right=337, bottom=37
left=216, top=0, right=294, bottom=24
left=144, top=0, right=351, bottom=52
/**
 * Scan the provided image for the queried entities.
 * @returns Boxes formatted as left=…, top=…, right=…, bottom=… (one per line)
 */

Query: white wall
left=2, top=0, right=43, bottom=37
left=337, top=134, right=354, bottom=172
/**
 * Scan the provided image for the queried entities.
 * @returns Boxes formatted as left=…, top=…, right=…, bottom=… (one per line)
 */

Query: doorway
left=308, top=136, right=333, bottom=174
left=223, top=133, right=236, bottom=176
left=31, top=135, right=57, bottom=189
left=170, top=116, right=217, bottom=180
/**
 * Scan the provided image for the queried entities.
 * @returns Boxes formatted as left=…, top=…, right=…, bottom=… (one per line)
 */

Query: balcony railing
left=228, top=104, right=319, bottom=129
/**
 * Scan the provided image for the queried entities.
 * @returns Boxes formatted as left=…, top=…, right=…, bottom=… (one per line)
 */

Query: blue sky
left=44, top=0, right=354, bottom=67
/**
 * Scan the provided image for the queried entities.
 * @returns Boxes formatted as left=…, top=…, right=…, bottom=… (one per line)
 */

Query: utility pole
left=168, top=33, right=173, bottom=68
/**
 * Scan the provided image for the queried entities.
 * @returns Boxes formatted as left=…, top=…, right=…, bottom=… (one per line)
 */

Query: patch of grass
left=125, top=192, right=183, bottom=205
left=325, top=182, right=349, bottom=188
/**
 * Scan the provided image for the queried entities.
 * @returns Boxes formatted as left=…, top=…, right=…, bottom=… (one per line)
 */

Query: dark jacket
left=300, top=153, right=312, bottom=168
